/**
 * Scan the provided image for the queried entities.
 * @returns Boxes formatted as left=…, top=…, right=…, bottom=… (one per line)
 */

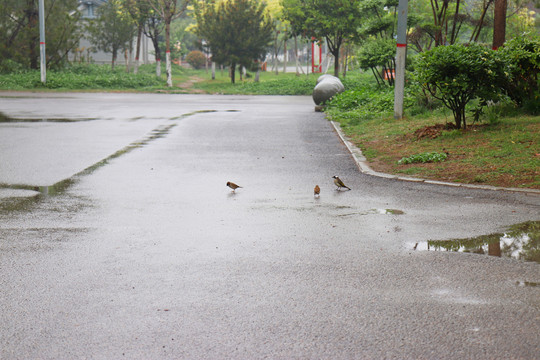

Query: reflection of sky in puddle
left=411, top=221, right=540, bottom=264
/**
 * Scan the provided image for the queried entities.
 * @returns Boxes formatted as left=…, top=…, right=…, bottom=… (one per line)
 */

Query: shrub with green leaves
left=357, top=38, right=396, bottom=86
left=499, top=34, right=540, bottom=110
left=398, top=151, right=448, bottom=165
left=414, top=43, right=507, bottom=129
left=185, top=50, right=207, bottom=70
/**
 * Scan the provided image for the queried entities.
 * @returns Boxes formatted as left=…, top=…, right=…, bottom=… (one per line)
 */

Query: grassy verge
left=0, top=64, right=317, bottom=95
left=326, top=74, right=540, bottom=189
left=182, top=68, right=317, bottom=95
left=0, top=63, right=170, bottom=91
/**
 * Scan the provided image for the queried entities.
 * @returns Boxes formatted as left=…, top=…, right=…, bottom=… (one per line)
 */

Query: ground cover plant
left=190, top=70, right=317, bottom=95
left=0, top=63, right=166, bottom=90
left=398, top=151, right=448, bottom=165
left=326, top=73, right=540, bottom=189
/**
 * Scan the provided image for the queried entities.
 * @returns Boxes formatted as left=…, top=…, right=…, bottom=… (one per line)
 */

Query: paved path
left=0, top=93, right=539, bottom=359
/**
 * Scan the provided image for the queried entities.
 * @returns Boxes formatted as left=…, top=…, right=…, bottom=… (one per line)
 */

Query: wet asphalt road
left=0, top=93, right=539, bottom=359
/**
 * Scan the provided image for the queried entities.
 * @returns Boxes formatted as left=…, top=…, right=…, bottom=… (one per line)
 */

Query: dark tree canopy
left=194, top=0, right=274, bottom=83
left=0, top=0, right=81, bottom=71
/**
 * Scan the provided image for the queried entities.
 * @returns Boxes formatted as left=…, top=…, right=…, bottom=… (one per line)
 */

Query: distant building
left=78, top=0, right=106, bottom=19
left=74, top=0, right=156, bottom=65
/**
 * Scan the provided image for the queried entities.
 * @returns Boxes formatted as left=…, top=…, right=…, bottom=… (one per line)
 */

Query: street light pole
left=393, top=0, right=408, bottom=119
left=38, top=0, right=46, bottom=84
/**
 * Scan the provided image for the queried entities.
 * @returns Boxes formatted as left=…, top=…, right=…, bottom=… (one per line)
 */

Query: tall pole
left=38, top=0, right=46, bottom=84
left=394, top=0, right=408, bottom=119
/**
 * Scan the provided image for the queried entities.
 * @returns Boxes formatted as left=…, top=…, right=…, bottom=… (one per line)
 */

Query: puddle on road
left=0, top=112, right=95, bottom=123
left=337, top=208, right=405, bottom=217
left=412, top=220, right=540, bottom=264
left=169, top=109, right=240, bottom=120
left=252, top=201, right=405, bottom=218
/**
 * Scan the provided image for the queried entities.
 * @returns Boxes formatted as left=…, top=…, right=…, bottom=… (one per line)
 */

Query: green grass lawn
left=326, top=87, right=540, bottom=189
left=174, top=67, right=317, bottom=95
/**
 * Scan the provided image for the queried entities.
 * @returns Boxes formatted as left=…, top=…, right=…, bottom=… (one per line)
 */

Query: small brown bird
left=226, top=181, right=242, bottom=192
left=314, top=185, right=320, bottom=197
left=332, top=175, right=351, bottom=191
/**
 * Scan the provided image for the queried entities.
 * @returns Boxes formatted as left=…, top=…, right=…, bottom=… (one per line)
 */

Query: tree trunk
left=492, top=0, right=507, bottom=49
left=134, top=25, right=142, bottom=74
left=283, top=39, right=287, bottom=74
left=125, top=49, right=129, bottom=73
left=274, top=34, right=279, bottom=75
left=342, top=45, right=349, bottom=78
left=112, top=48, right=117, bottom=70
left=306, top=43, right=310, bottom=76
left=166, top=51, right=172, bottom=86
left=453, top=103, right=467, bottom=129
left=230, top=63, right=236, bottom=84
left=333, top=50, right=340, bottom=77
left=150, top=36, right=161, bottom=77
left=294, top=35, right=300, bottom=76
left=26, top=0, right=39, bottom=69
left=165, top=20, right=172, bottom=87
left=371, top=67, right=382, bottom=86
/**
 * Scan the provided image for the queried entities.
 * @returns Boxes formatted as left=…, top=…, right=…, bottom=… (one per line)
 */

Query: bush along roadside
left=324, top=46, right=539, bottom=189
left=414, top=35, right=540, bottom=128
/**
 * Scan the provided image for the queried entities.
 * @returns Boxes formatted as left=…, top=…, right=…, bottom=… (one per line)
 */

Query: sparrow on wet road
left=226, top=181, right=242, bottom=192
left=332, top=176, right=351, bottom=191
left=314, top=185, right=320, bottom=197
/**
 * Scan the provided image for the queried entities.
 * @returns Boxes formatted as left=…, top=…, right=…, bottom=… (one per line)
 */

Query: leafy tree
left=357, top=38, right=395, bottom=86
left=0, top=0, right=81, bottom=71
left=281, top=0, right=364, bottom=77
left=357, top=0, right=398, bottom=40
left=144, top=0, right=190, bottom=87
left=415, top=43, right=506, bottom=129
left=142, top=8, right=164, bottom=77
left=122, top=0, right=152, bottom=74
left=194, top=0, right=274, bottom=84
left=87, top=0, right=136, bottom=69
left=355, top=0, right=400, bottom=85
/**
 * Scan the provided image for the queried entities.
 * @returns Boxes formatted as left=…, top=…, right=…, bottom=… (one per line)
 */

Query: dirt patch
left=412, top=123, right=489, bottom=139
left=177, top=76, right=206, bottom=93
left=413, top=123, right=455, bottom=139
